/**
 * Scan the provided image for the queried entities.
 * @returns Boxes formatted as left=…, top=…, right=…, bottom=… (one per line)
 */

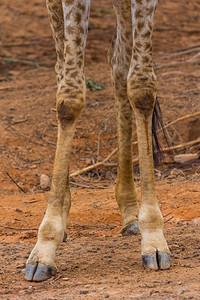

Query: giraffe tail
left=152, top=97, right=170, bottom=166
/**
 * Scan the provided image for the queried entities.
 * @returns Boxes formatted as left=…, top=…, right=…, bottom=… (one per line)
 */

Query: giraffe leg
left=127, top=0, right=170, bottom=270
left=25, top=0, right=91, bottom=281
left=110, top=1, right=139, bottom=236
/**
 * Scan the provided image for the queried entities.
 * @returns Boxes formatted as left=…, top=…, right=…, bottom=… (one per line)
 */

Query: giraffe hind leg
left=110, top=1, right=139, bottom=236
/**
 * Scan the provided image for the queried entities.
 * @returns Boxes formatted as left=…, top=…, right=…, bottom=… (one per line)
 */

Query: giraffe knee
left=129, top=88, right=156, bottom=116
left=56, top=93, right=85, bottom=127
left=127, top=71, right=157, bottom=116
left=127, top=75, right=157, bottom=116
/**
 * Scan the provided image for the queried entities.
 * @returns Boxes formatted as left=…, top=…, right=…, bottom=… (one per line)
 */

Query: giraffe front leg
left=128, top=86, right=170, bottom=270
left=25, top=0, right=90, bottom=281
left=25, top=95, right=83, bottom=281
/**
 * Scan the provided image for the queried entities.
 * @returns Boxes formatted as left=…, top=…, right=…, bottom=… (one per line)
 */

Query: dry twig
left=163, top=137, right=200, bottom=152
left=67, top=223, right=117, bottom=229
left=39, top=135, right=56, bottom=147
left=70, top=136, right=200, bottom=177
left=0, top=225, right=37, bottom=231
left=9, top=125, right=44, bottom=146
left=164, top=111, right=200, bottom=130
left=70, top=181, right=110, bottom=189
left=70, top=148, right=117, bottom=177
left=0, top=223, right=117, bottom=231
left=155, top=53, right=200, bottom=70
left=164, top=216, right=174, bottom=223
left=23, top=199, right=41, bottom=204
left=158, top=43, right=200, bottom=56
left=11, top=117, right=28, bottom=125
left=6, top=172, right=26, bottom=193
left=0, top=56, right=40, bottom=68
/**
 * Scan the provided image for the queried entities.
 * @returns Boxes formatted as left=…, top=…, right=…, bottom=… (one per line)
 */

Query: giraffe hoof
left=157, top=251, right=170, bottom=269
left=25, top=263, right=56, bottom=282
left=121, top=221, right=140, bottom=236
left=63, top=231, right=67, bottom=242
left=142, top=251, right=170, bottom=270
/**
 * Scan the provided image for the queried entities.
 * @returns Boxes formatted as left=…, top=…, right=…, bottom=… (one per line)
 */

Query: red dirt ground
left=0, top=0, right=200, bottom=299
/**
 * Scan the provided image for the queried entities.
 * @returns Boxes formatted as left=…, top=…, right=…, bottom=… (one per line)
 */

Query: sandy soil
left=0, top=0, right=200, bottom=299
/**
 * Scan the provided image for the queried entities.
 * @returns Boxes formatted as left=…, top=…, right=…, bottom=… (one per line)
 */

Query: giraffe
left=25, top=0, right=170, bottom=282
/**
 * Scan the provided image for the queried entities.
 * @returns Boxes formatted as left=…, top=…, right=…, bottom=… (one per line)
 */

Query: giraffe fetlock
left=25, top=210, right=64, bottom=281
left=139, top=204, right=170, bottom=270
left=115, top=180, right=139, bottom=236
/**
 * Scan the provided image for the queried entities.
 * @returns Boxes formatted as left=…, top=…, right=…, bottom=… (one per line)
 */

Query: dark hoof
left=157, top=251, right=170, bottom=270
left=25, top=264, right=37, bottom=281
left=63, top=232, right=67, bottom=242
left=121, top=221, right=140, bottom=236
left=25, top=263, right=56, bottom=282
left=142, top=251, right=170, bottom=270
left=142, top=251, right=158, bottom=270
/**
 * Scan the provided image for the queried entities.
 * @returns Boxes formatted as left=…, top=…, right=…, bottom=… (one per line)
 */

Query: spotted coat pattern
left=25, top=0, right=170, bottom=282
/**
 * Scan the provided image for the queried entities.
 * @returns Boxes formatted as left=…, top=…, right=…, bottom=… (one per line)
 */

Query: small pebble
left=177, top=288, right=185, bottom=295
left=191, top=217, right=200, bottom=227
left=79, top=289, right=89, bottom=295
left=62, top=277, right=69, bottom=281
left=40, top=174, right=51, bottom=190
left=30, top=164, right=37, bottom=169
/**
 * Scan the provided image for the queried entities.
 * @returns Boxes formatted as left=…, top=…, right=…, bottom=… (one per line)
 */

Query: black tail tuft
left=152, top=97, right=169, bottom=166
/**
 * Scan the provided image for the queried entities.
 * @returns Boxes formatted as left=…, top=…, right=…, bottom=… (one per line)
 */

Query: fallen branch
left=11, top=117, right=28, bottom=125
left=0, top=223, right=118, bottom=231
left=70, top=136, right=200, bottom=177
left=67, top=223, right=117, bottom=229
left=155, top=54, right=200, bottom=70
left=0, top=56, right=40, bottom=68
left=72, top=111, right=198, bottom=177
left=164, top=216, right=174, bottom=223
left=9, top=125, right=44, bottom=146
left=163, top=137, right=200, bottom=152
left=39, top=135, right=56, bottom=147
left=0, top=43, right=42, bottom=48
left=23, top=199, right=41, bottom=204
left=70, top=148, right=117, bottom=177
left=69, top=181, right=110, bottom=189
left=157, top=44, right=200, bottom=57
left=164, top=111, right=200, bottom=130
left=0, top=225, right=37, bottom=231
left=70, top=149, right=138, bottom=178
left=163, top=212, right=172, bottom=218
left=0, top=87, right=14, bottom=91
left=6, top=172, right=26, bottom=194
